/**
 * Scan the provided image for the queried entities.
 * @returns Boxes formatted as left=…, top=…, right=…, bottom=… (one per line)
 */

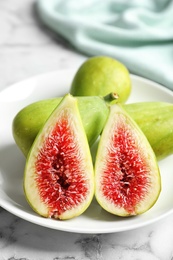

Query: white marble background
left=0, top=0, right=86, bottom=90
left=1, top=0, right=173, bottom=259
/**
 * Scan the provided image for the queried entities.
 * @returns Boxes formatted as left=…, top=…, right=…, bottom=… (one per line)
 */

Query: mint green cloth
left=37, top=0, right=173, bottom=90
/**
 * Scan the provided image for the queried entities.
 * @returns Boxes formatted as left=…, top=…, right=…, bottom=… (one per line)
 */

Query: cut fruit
left=95, top=104, right=161, bottom=216
left=24, top=94, right=94, bottom=220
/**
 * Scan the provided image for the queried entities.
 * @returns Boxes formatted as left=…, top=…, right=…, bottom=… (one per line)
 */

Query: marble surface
left=1, top=0, right=173, bottom=259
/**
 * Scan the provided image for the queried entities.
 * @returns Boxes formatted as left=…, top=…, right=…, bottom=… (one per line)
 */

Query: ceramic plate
left=0, top=69, right=173, bottom=234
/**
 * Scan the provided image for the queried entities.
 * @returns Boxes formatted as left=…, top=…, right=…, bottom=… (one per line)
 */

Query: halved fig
left=95, top=104, right=161, bottom=216
left=24, top=94, right=94, bottom=220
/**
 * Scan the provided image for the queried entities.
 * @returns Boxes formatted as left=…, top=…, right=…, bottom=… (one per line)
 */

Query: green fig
left=70, top=56, right=132, bottom=103
left=13, top=97, right=173, bottom=160
left=124, top=102, right=173, bottom=160
left=95, top=104, right=161, bottom=216
left=12, top=96, right=109, bottom=157
left=24, top=94, right=94, bottom=219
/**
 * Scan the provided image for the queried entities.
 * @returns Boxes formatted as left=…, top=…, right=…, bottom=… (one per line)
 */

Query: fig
left=95, top=104, right=161, bottom=216
left=13, top=98, right=173, bottom=160
left=124, top=102, right=173, bottom=160
left=70, top=56, right=132, bottom=103
left=13, top=96, right=109, bottom=157
left=24, top=94, right=94, bottom=219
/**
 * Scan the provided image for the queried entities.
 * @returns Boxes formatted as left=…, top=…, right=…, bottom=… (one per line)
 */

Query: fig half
left=95, top=104, right=161, bottom=216
left=24, top=94, right=94, bottom=220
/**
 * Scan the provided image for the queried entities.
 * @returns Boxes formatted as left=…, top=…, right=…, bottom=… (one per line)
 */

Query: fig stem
left=103, top=93, right=119, bottom=104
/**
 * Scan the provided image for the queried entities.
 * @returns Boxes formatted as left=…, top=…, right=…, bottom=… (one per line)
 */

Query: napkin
left=37, top=0, right=173, bottom=90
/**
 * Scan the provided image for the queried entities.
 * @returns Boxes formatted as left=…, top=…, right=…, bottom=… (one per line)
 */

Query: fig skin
left=24, top=94, right=94, bottom=220
left=12, top=96, right=109, bottom=157
left=124, top=102, right=173, bottom=161
left=94, top=104, right=161, bottom=216
left=70, top=56, right=132, bottom=103
left=13, top=98, right=173, bottom=160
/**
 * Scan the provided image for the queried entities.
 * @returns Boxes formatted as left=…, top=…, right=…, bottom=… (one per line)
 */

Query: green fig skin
left=124, top=102, right=173, bottom=161
left=13, top=98, right=173, bottom=160
left=70, top=56, right=132, bottom=103
left=12, top=96, right=109, bottom=157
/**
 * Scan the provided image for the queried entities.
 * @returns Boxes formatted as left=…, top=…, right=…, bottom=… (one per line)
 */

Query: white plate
left=0, top=69, right=173, bottom=234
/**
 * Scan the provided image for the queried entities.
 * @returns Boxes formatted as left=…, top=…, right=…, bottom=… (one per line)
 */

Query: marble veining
left=1, top=212, right=173, bottom=259
left=0, top=0, right=86, bottom=90
left=1, top=0, right=173, bottom=259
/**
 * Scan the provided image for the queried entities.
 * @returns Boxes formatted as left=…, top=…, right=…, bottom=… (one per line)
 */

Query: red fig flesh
left=95, top=104, right=161, bottom=216
left=24, top=94, right=94, bottom=220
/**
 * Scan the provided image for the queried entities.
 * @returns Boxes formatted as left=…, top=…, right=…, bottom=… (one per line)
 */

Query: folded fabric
left=37, top=0, right=173, bottom=90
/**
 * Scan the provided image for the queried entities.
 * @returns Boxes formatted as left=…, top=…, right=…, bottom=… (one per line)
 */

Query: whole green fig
left=13, top=98, right=173, bottom=161
left=12, top=96, right=109, bottom=157
left=124, top=102, right=173, bottom=160
left=70, top=56, right=132, bottom=103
